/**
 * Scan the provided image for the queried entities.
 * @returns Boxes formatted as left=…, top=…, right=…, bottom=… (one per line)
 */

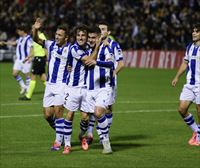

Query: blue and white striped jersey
left=16, top=35, right=32, bottom=60
left=87, top=44, right=114, bottom=90
left=184, top=43, right=200, bottom=85
left=45, top=40, right=70, bottom=84
left=108, top=38, right=123, bottom=69
left=66, top=42, right=90, bottom=87
left=107, top=38, right=123, bottom=86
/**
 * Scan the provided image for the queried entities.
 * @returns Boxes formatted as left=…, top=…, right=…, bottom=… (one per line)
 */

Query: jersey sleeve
left=184, top=43, right=192, bottom=61
left=44, top=40, right=53, bottom=50
left=113, top=42, right=123, bottom=61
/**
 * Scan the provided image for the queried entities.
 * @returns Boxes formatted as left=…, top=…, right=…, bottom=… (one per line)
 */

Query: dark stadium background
left=1, top=0, right=200, bottom=50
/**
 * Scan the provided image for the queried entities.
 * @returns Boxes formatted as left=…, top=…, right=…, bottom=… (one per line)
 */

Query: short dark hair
left=16, top=23, right=29, bottom=32
left=74, top=24, right=89, bottom=35
left=88, top=26, right=101, bottom=35
left=98, top=21, right=110, bottom=31
left=193, top=22, right=200, bottom=31
left=57, top=24, right=69, bottom=36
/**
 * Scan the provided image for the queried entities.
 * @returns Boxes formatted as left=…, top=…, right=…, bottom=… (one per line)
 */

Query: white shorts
left=108, top=86, right=117, bottom=106
left=86, top=87, right=112, bottom=113
left=63, top=86, right=88, bottom=112
left=43, top=83, right=66, bottom=107
left=180, top=84, right=200, bottom=104
left=13, top=59, right=32, bottom=74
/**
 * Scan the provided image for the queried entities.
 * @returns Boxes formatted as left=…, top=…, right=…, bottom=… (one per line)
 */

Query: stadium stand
left=0, top=0, right=199, bottom=61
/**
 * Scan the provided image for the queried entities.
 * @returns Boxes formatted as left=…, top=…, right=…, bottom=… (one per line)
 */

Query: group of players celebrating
left=1, top=18, right=199, bottom=155
left=31, top=18, right=124, bottom=154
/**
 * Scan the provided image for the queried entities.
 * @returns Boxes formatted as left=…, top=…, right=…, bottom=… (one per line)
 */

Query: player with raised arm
left=171, top=23, right=200, bottom=146
left=32, top=18, right=71, bottom=150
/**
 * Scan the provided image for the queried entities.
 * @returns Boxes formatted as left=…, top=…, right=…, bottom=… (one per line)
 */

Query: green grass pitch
left=0, top=62, right=199, bottom=168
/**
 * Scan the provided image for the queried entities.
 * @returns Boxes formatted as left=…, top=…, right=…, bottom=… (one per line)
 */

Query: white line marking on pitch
left=118, top=101, right=178, bottom=104
left=0, top=100, right=178, bottom=106
left=0, top=114, right=42, bottom=118
left=0, top=102, right=42, bottom=106
left=0, top=109, right=180, bottom=119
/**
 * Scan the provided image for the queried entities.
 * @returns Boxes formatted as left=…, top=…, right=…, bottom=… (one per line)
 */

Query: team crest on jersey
left=52, top=51, right=67, bottom=60
left=63, top=48, right=69, bottom=56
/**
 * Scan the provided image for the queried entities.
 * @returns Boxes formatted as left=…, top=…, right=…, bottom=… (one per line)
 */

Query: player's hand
left=95, top=32, right=108, bottom=47
left=0, top=41, right=5, bottom=45
left=103, top=39, right=109, bottom=46
left=22, top=58, right=28, bottom=63
left=33, top=18, right=41, bottom=30
left=23, top=56, right=32, bottom=63
left=171, top=77, right=178, bottom=87
left=85, top=59, right=96, bottom=67
left=101, top=32, right=108, bottom=40
left=95, top=35, right=102, bottom=47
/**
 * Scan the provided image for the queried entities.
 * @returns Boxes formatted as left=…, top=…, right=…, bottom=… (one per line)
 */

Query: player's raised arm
left=81, top=26, right=102, bottom=64
left=89, top=32, right=108, bottom=61
left=89, top=34, right=102, bottom=60
left=31, top=18, right=44, bottom=46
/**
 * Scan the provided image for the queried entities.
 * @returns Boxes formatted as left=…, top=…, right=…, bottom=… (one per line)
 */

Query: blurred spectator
left=0, top=30, right=8, bottom=49
left=1, top=0, right=199, bottom=50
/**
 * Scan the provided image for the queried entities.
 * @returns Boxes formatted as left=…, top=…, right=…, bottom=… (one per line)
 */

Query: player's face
left=76, top=30, right=87, bottom=46
left=99, top=24, right=110, bottom=37
left=192, top=28, right=200, bottom=43
left=16, top=29, right=23, bottom=36
left=55, top=29, right=67, bottom=46
left=88, top=33, right=98, bottom=47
